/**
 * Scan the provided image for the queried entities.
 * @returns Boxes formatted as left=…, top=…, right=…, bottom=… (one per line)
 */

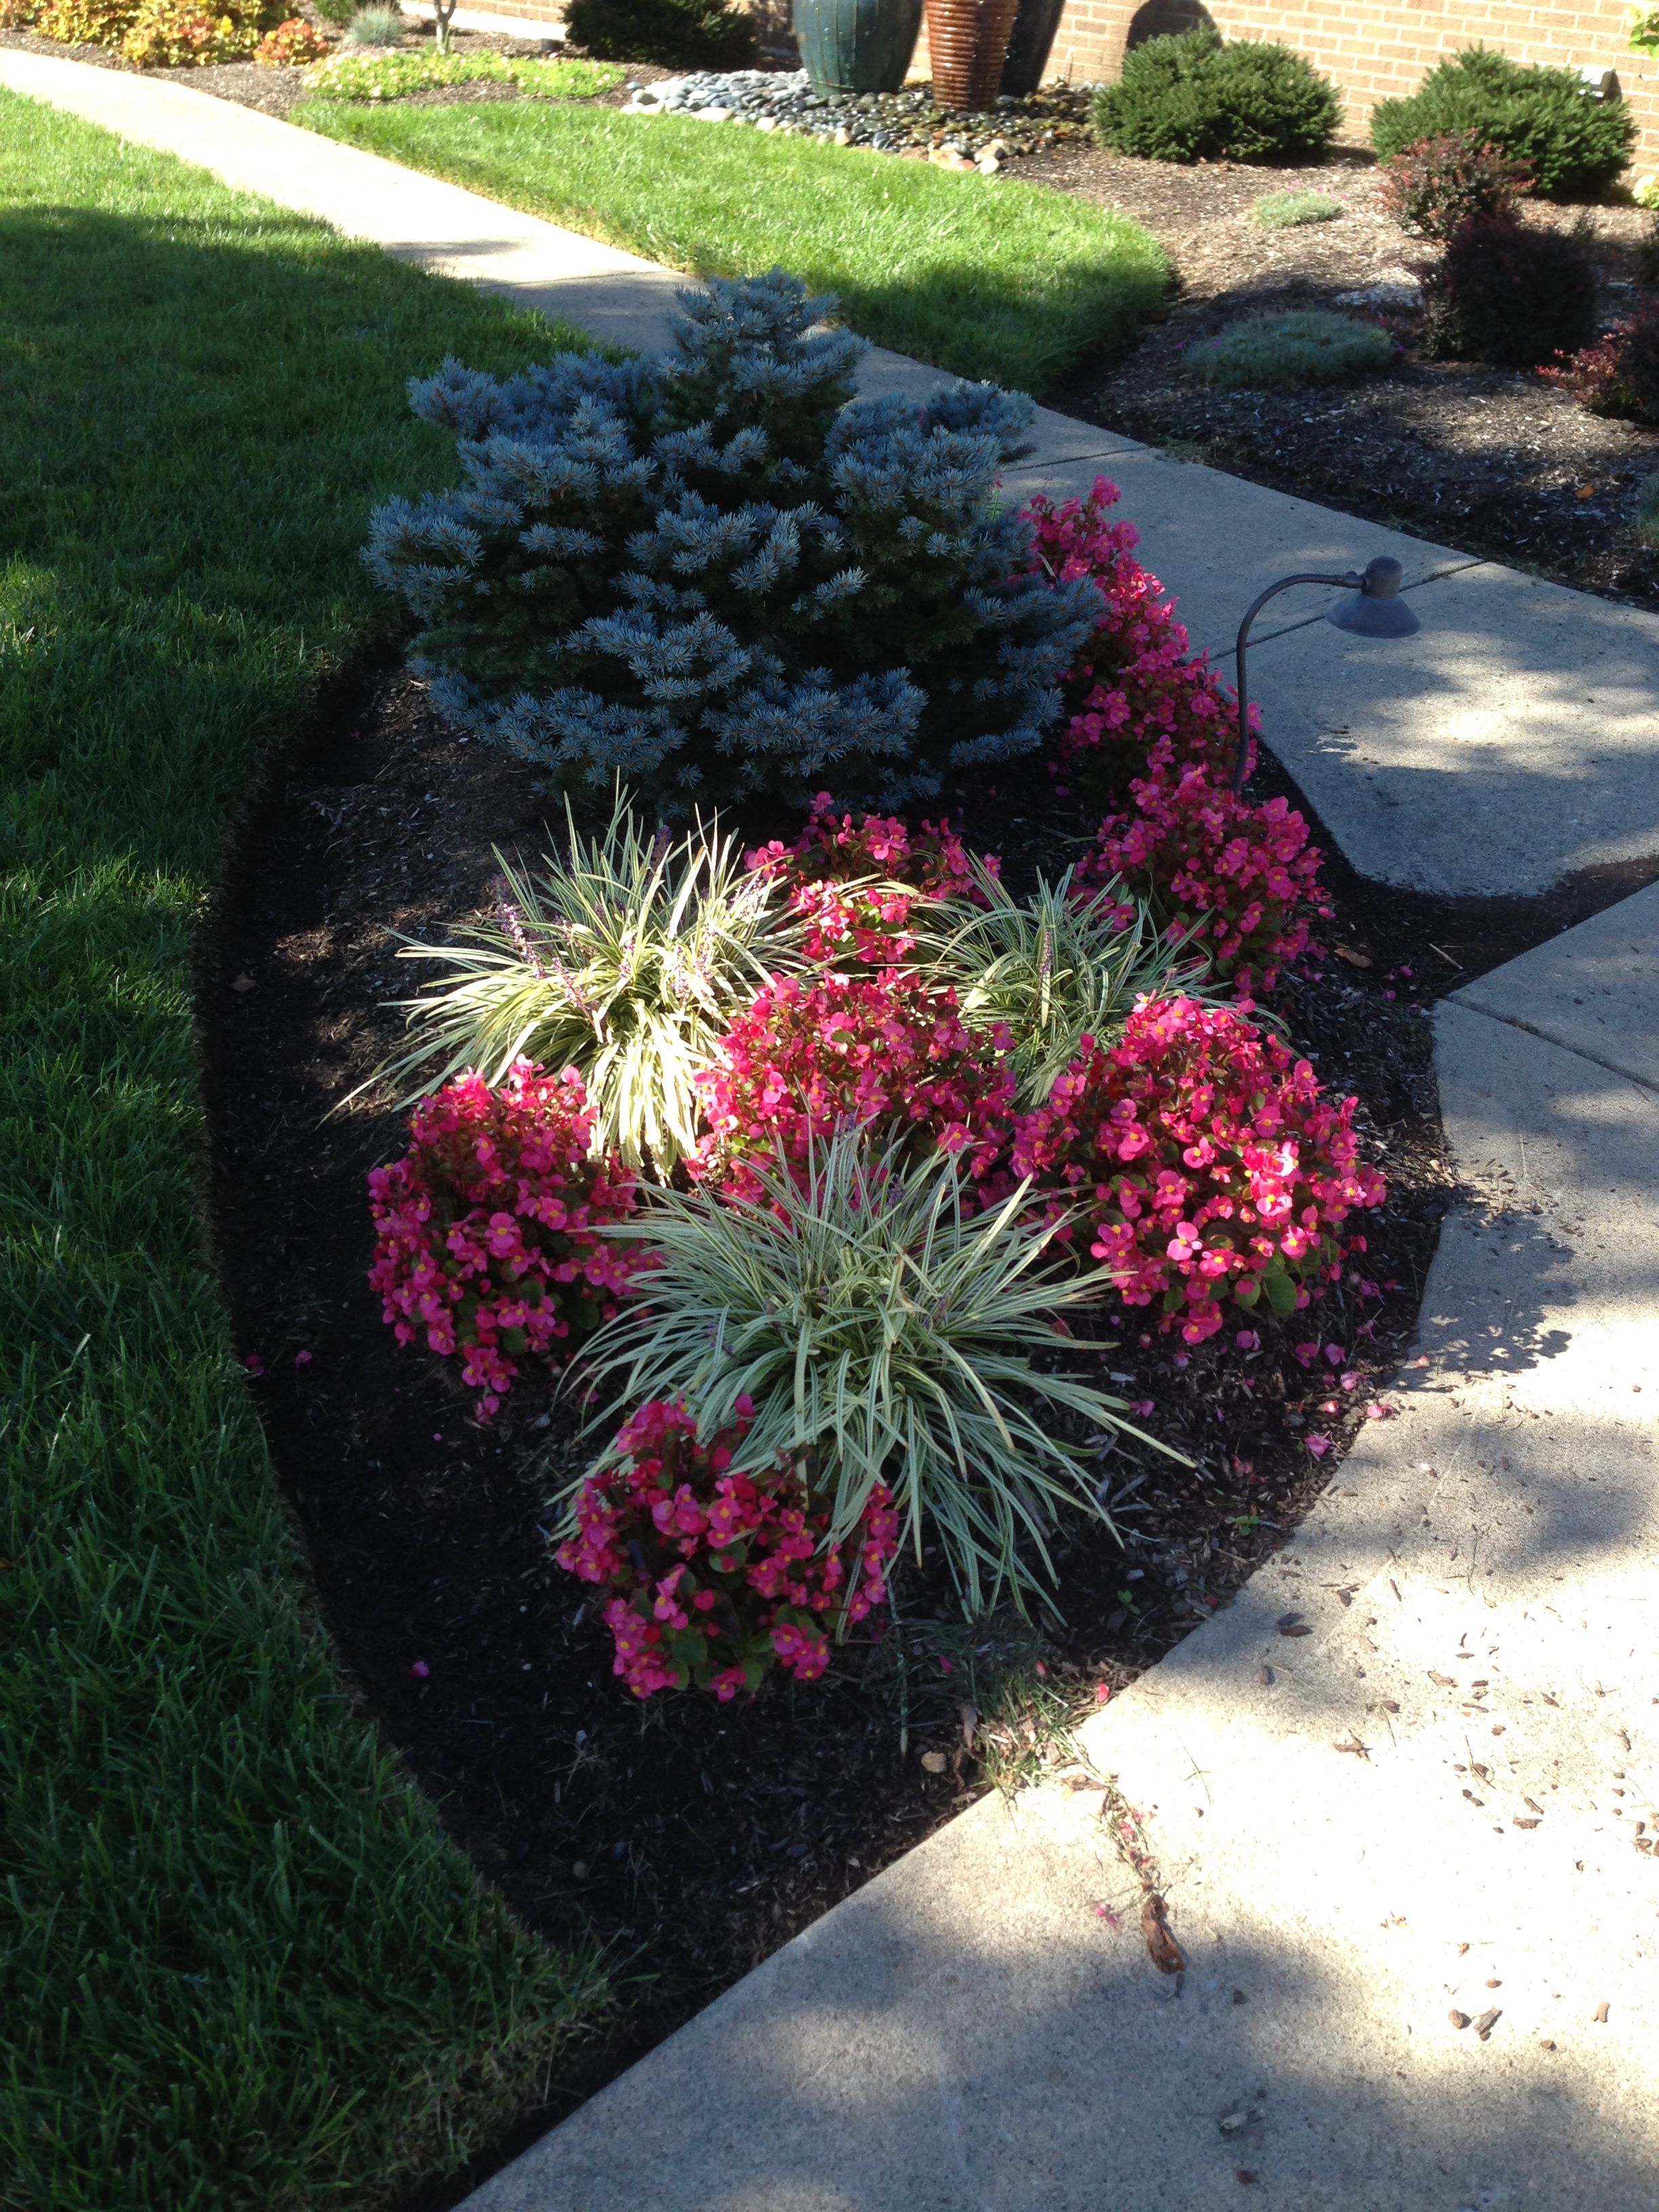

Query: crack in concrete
left=1447, top=996, right=1659, bottom=1104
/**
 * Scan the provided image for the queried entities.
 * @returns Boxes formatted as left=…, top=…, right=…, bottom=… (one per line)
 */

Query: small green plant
left=1370, top=46, right=1636, bottom=201
left=909, top=859, right=1220, bottom=1109
left=1420, top=214, right=1598, bottom=366
left=1637, top=474, right=1659, bottom=548
left=573, top=1130, right=1180, bottom=1615
left=305, top=47, right=622, bottom=96
left=344, top=3, right=403, bottom=44
left=1251, top=189, right=1342, bottom=229
left=310, top=0, right=356, bottom=23
left=1191, top=309, right=1393, bottom=391
left=373, top=789, right=806, bottom=1172
left=562, top=0, right=754, bottom=67
left=1091, top=28, right=1342, bottom=166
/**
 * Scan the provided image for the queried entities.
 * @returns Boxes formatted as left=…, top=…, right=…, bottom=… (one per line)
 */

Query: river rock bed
left=621, top=69, right=1096, bottom=165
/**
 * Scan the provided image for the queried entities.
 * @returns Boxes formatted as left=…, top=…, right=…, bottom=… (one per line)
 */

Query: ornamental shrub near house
left=1542, top=298, right=1659, bottom=426
left=1420, top=214, right=1599, bottom=366
left=1010, top=998, right=1385, bottom=1345
left=563, top=0, right=755, bottom=68
left=365, top=270, right=1103, bottom=812
left=1370, top=47, right=1635, bottom=201
left=558, top=1397, right=897, bottom=1698
left=367, top=1060, right=646, bottom=1415
left=1375, top=130, right=1534, bottom=240
left=1091, top=28, right=1342, bottom=166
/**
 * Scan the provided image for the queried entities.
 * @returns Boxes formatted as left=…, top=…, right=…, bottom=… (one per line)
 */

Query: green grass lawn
left=293, top=100, right=1170, bottom=392
left=0, top=90, right=612, bottom=2212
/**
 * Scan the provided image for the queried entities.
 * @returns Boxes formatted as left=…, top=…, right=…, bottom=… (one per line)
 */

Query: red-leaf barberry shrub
left=1082, top=749, right=1330, bottom=993
left=744, top=793, right=993, bottom=967
left=1375, top=131, right=1533, bottom=240
left=1010, top=997, right=1385, bottom=1345
left=1026, top=480, right=1241, bottom=810
left=556, top=1397, right=899, bottom=1699
left=1540, top=299, right=1659, bottom=429
left=1420, top=215, right=1598, bottom=368
left=691, top=969, right=1017, bottom=1203
left=367, top=1060, right=645, bottom=1416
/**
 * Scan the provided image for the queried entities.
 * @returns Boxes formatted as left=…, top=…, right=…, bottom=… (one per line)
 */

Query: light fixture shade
left=1326, top=590, right=1421, bottom=637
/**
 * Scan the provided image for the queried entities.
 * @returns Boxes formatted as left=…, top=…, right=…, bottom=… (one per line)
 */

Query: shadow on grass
left=1, top=159, right=609, bottom=2212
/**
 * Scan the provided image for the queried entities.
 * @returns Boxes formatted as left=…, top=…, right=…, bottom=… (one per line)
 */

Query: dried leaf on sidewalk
left=1473, top=2008, right=1502, bottom=2041
left=1334, top=1735, right=1371, bottom=1759
left=1141, top=1892, right=1185, bottom=1975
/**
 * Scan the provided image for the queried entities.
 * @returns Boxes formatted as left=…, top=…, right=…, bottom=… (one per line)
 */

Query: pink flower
left=558, top=1401, right=897, bottom=1702
left=409, top=1660, right=430, bottom=1679
left=1306, top=1433, right=1331, bottom=1457
left=1011, top=999, right=1383, bottom=1349
left=367, top=1061, right=648, bottom=1418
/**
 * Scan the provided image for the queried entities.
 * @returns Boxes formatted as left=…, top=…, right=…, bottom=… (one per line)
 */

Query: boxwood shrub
left=1370, top=47, right=1635, bottom=201
left=1091, top=28, right=1342, bottom=166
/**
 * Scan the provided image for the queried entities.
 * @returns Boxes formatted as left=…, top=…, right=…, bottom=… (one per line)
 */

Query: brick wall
left=1043, top=0, right=1658, bottom=168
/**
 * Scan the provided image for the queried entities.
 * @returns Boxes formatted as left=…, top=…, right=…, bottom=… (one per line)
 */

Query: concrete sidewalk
left=5, top=45, right=1658, bottom=897
left=466, top=888, right=1659, bottom=2212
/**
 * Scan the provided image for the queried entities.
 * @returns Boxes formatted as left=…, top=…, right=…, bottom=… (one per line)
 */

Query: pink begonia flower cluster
left=1023, top=480, right=1328, bottom=991
left=744, top=792, right=996, bottom=966
left=1084, top=744, right=1332, bottom=993
left=690, top=968, right=1017, bottom=1204
left=1010, top=997, right=1385, bottom=1346
left=367, top=1060, right=645, bottom=1417
left=557, top=1397, right=899, bottom=1700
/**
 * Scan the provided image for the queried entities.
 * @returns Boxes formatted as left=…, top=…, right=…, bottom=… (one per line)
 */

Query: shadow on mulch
left=196, top=648, right=1646, bottom=2209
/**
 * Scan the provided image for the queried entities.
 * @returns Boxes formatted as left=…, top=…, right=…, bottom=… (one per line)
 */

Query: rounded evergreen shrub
left=1370, top=47, right=1636, bottom=202
left=1191, top=310, right=1393, bottom=390
left=1091, top=28, right=1342, bottom=166
left=365, top=272, right=1104, bottom=813
left=563, top=0, right=754, bottom=68
left=1420, top=214, right=1599, bottom=366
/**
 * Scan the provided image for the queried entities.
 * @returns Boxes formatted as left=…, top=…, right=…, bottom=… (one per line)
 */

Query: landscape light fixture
left=1231, top=555, right=1421, bottom=794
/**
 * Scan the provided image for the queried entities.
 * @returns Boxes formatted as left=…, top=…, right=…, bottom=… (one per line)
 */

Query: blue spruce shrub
left=365, top=271, right=1103, bottom=810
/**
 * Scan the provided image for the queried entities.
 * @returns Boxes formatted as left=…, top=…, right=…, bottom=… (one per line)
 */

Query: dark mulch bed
left=196, top=634, right=1654, bottom=2205
left=1032, top=144, right=1659, bottom=611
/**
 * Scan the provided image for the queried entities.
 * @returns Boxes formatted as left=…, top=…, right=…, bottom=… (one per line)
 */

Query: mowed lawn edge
left=294, top=97, right=1170, bottom=392
left=0, top=91, right=611, bottom=2212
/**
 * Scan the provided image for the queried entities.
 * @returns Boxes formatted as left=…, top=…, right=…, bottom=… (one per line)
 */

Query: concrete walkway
left=5, top=52, right=1658, bottom=2208
left=5, top=45, right=1658, bottom=897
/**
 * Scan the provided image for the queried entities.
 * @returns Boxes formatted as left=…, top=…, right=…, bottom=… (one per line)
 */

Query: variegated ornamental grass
left=567, top=1130, right=1181, bottom=1616
left=375, top=790, right=811, bottom=1171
